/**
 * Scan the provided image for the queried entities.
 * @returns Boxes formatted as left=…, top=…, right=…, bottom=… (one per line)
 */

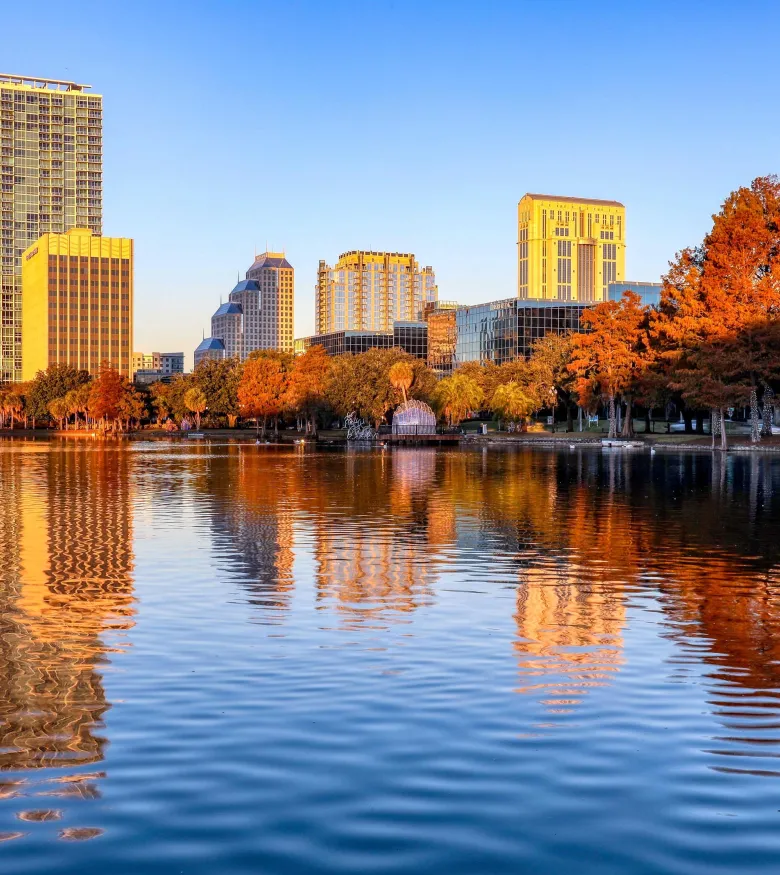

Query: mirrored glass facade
left=455, top=299, right=588, bottom=366
left=297, top=322, right=427, bottom=359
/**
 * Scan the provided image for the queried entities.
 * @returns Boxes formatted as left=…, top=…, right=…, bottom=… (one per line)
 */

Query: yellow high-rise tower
left=21, top=228, right=133, bottom=380
left=0, top=75, right=103, bottom=383
left=517, top=194, right=625, bottom=302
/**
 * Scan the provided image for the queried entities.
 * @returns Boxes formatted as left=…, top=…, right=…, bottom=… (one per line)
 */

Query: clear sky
left=4, top=0, right=778, bottom=366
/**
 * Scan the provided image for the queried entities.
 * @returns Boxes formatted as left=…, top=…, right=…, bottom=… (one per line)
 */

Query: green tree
left=25, top=363, right=90, bottom=426
left=192, top=357, right=243, bottom=426
left=528, top=332, right=576, bottom=430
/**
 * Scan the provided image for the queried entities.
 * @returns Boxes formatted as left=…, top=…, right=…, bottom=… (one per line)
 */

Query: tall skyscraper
left=1, top=74, right=102, bottom=382
left=199, top=253, right=295, bottom=365
left=21, top=228, right=132, bottom=380
left=244, top=252, right=294, bottom=354
left=517, top=194, right=625, bottom=302
left=315, top=251, right=437, bottom=335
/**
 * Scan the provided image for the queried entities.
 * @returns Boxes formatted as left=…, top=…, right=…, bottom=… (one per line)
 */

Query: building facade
left=607, top=281, right=661, bottom=308
left=517, top=194, right=625, bottom=303
left=211, top=299, right=244, bottom=359
left=1, top=74, right=103, bottom=383
left=21, top=228, right=132, bottom=380
left=201, top=254, right=294, bottom=363
left=132, top=351, right=184, bottom=384
left=424, top=301, right=459, bottom=377
left=315, top=251, right=437, bottom=335
left=296, top=321, right=428, bottom=359
left=194, top=336, right=225, bottom=367
left=455, top=298, right=588, bottom=366
left=244, top=253, right=294, bottom=354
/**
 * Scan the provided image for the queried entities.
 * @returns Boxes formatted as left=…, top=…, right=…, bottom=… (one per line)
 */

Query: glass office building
left=455, top=298, right=588, bottom=366
left=607, top=281, right=661, bottom=307
left=296, top=321, right=427, bottom=359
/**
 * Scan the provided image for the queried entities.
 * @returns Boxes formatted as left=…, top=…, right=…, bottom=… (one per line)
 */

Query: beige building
left=21, top=228, right=133, bottom=380
left=517, top=194, right=625, bottom=302
left=244, top=252, right=294, bottom=354
left=1, top=74, right=102, bottom=382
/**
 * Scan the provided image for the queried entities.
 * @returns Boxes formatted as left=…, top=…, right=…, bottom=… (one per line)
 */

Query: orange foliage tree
left=238, top=356, right=288, bottom=437
left=569, top=291, right=650, bottom=438
left=88, top=362, right=130, bottom=431
left=652, top=175, right=780, bottom=441
left=287, top=345, right=330, bottom=436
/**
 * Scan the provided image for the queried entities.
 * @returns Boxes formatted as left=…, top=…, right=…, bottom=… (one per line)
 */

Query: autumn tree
left=238, top=356, right=288, bottom=437
left=528, top=332, right=577, bottom=430
left=287, top=345, right=330, bottom=435
left=652, top=175, right=780, bottom=440
left=569, top=291, right=650, bottom=438
left=88, top=363, right=127, bottom=430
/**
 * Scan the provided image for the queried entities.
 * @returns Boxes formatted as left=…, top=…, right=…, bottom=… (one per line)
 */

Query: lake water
left=1, top=441, right=780, bottom=874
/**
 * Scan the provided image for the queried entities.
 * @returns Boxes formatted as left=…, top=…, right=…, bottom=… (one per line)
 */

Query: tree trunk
left=621, top=396, right=634, bottom=438
left=750, top=386, right=760, bottom=442
left=608, top=395, right=617, bottom=439
left=683, top=407, right=693, bottom=433
left=762, top=386, right=774, bottom=437
left=261, top=415, right=268, bottom=438
left=644, top=408, right=651, bottom=433
left=720, top=408, right=728, bottom=451
left=566, top=402, right=574, bottom=433
left=695, top=412, right=704, bottom=434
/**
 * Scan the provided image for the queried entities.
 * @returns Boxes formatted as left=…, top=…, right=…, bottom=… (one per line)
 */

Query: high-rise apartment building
left=21, top=228, right=132, bottom=380
left=517, top=194, right=625, bottom=302
left=315, top=251, right=437, bottom=334
left=1, top=74, right=102, bottom=382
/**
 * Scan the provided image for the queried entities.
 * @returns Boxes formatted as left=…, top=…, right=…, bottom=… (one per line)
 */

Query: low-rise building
left=132, top=351, right=184, bottom=383
left=296, top=321, right=427, bottom=359
left=607, top=281, right=662, bottom=307
left=455, top=298, right=588, bottom=366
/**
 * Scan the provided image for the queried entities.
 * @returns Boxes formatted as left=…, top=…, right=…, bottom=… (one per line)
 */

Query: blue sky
left=5, top=0, right=778, bottom=364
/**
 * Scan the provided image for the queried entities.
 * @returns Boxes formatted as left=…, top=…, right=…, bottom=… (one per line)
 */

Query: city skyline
left=2, top=1, right=777, bottom=368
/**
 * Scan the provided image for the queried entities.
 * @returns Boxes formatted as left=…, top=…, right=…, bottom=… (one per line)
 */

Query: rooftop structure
left=0, top=74, right=93, bottom=91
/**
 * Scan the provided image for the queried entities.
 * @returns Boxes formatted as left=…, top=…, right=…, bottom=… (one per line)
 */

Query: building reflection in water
left=0, top=446, right=134, bottom=804
left=313, top=450, right=442, bottom=628
left=202, top=447, right=296, bottom=620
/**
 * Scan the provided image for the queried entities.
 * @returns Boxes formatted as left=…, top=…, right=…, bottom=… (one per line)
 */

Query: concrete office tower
left=0, top=74, right=102, bottom=382
left=315, top=251, right=437, bottom=335
left=244, top=253, right=294, bottom=354
left=21, top=229, right=132, bottom=380
left=517, top=194, right=625, bottom=302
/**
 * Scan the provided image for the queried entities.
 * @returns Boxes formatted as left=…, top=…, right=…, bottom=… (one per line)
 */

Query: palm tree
left=48, top=397, right=69, bottom=431
left=433, top=373, right=484, bottom=427
left=388, top=360, right=414, bottom=404
left=2, top=392, right=22, bottom=429
left=184, top=387, right=207, bottom=430
left=491, top=381, right=536, bottom=432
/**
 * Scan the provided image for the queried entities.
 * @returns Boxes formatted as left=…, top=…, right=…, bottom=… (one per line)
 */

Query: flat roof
left=0, top=73, right=93, bottom=92
left=522, top=193, right=624, bottom=208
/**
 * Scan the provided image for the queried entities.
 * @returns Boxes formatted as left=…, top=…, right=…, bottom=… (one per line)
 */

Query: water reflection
left=0, top=447, right=134, bottom=807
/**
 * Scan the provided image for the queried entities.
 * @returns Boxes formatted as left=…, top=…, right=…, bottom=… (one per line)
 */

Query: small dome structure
left=392, top=399, right=436, bottom=435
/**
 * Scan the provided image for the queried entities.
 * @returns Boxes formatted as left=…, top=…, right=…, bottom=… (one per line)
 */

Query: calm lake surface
left=1, top=441, right=780, bottom=873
